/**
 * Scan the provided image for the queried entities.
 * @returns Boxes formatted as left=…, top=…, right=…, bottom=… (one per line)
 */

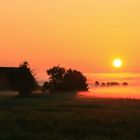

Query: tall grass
left=0, top=92, right=140, bottom=140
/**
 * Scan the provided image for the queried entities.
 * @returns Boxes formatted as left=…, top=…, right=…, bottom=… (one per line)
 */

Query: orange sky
left=0, top=0, right=140, bottom=78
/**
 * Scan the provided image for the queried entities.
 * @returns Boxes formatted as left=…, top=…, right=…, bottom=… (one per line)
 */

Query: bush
left=63, top=69, right=88, bottom=91
left=43, top=66, right=88, bottom=92
left=95, top=81, right=100, bottom=87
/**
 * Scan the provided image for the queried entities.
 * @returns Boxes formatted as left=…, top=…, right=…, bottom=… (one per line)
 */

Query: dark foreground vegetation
left=43, top=66, right=88, bottom=92
left=0, top=92, right=140, bottom=140
left=9, top=61, right=38, bottom=95
left=95, top=81, right=128, bottom=87
left=7, top=62, right=88, bottom=95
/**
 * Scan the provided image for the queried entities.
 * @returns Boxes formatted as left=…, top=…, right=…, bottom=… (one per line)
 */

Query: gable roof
left=0, top=67, right=19, bottom=71
left=0, top=67, right=20, bottom=75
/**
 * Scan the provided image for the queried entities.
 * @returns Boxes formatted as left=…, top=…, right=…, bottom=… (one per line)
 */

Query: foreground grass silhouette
left=0, top=92, right=140, bottom=140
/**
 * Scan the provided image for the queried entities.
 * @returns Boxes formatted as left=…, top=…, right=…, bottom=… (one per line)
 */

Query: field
left=0, top=92, right=140, bottom=140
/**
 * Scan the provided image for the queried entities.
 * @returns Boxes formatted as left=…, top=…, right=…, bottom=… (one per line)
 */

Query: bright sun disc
left=113, top=59, right=122, bottom=68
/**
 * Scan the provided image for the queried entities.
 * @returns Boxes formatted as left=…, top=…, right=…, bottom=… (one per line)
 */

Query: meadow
left=0, top=92, right=140, bottom=140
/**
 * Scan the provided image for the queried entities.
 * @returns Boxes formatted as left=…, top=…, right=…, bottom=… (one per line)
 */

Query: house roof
left=0, top=67, right=19, bottom=73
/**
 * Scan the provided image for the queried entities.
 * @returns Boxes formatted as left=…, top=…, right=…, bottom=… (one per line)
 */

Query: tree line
left=10, top=62, right=89, bottom=95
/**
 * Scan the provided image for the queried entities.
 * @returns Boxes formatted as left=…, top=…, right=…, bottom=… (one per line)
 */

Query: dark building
left=0, top=67, right=19, bottom=90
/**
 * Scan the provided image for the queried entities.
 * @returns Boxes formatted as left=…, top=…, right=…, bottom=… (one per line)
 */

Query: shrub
left=43, top=66, right=88, bottom=92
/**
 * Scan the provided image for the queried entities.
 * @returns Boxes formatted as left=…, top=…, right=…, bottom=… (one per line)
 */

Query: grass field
left=0, top=92, right=140, bottom=140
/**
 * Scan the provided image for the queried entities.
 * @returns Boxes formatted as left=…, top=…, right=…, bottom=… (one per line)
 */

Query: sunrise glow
left=1, top=1, right=140, bottom=138
left=0, top=0, right=140, bottom=76
left=113, top=59, right=122, bottom=68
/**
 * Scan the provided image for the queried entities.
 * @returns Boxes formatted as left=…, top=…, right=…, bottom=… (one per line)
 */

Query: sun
left=113, top=59, right=122, bottom=68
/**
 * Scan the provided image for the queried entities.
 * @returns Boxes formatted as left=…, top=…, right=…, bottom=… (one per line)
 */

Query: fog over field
left=31, top=72, right=140, bottom=99
left=77, top=73, right=140, bottom=99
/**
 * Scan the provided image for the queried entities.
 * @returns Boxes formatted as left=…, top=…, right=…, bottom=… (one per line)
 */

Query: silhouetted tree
left=122, top=82, right=128, bottom=86
left=95, top=81, right=100, bottom=87
left=63, top=69, right=88, bottom=91
left=106, top=82, right=120, bottom=86
left=43, top=66, right=88, bottom=92
left=10, top=61, right=38, bottom=95
left=101, top=82, right=106, bottom=87
left=19, top=61, right=29, bottom=69
left=46, top=66, right=65, bottom=91
left=107, top=82, right=110, bottom=86
left=42, top=81, right=53, bottom=92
